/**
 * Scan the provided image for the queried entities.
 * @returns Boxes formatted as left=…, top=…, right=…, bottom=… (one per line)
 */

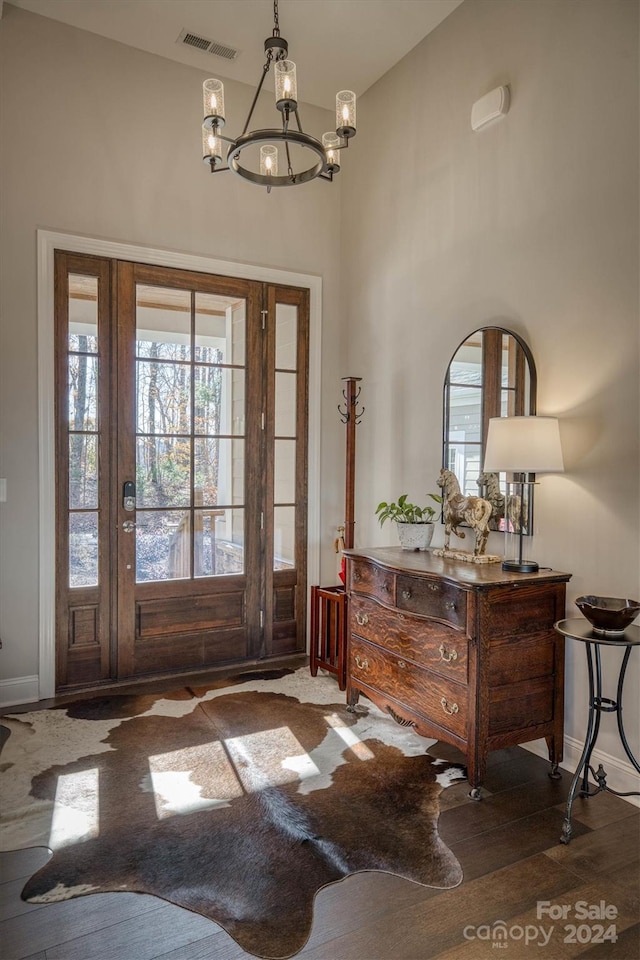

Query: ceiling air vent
left=177, top=29, right=238, bottom=61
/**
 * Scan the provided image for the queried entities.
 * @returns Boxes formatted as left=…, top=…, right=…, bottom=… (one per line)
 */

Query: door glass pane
left=274, top=439, right=296, bottom=504
left=136, top=286, right=191, bottom=360
left=195, top=294, right=245, bottom=366
left=275, top=372, right=296, bottom=437
left=69, top=512, right=98, bottom=586
left=67, top=273, right=101, bottom=591
left=195, top=507, right=244, bottom=577
left=136, top=510, right=190, bottom=582
left=194, top=437, right=243, bottom=506
left=69, top=435, right=98, bottom=509
left=274, top=506, right=295, bottom=570
left=68, top=275, right=98, bottom=353
left=194, top=365, right=244, bottom=435
left=136, top=437, right=191, bottom=508
left=68, top=354, right=98, bottom=429
left=137, top=360, right=191, bottom=434
left=275, top=303, right=297, bottom=370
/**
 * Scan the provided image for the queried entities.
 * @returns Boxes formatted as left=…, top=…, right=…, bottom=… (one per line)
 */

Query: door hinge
left=261, top=511, right=264, bottom=530
left=260, top=610, right=264, bottom=628
left=261, top=309, right=267, bottom=330
left=261, top=411, right=265, bottom=430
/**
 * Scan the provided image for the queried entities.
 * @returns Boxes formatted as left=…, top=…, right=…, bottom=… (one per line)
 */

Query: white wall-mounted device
left=471, top=85, right=510, bottom=132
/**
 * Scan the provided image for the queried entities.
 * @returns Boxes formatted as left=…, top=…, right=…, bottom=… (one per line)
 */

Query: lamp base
left=502, top=558, right=539, bottom=574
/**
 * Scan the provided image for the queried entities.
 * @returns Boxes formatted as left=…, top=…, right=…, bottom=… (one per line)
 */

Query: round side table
left=554, top=618, right=640, bottom=844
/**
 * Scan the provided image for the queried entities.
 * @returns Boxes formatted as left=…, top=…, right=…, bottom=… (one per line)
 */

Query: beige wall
left=342, top=0, right=639, bottom=776
left=0, top=5, right=345, bottom=687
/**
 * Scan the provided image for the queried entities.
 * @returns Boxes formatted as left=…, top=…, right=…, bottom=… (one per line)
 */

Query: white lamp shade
left=484, top=416, right=564, bottom=473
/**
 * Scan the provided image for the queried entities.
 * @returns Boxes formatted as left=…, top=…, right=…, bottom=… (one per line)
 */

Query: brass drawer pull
left=402, top=589, right=412, bottom=600
left=383, top=582, right=392, bottom=593
left=353, top=571, right=362, bottom=582
left=441, top=697, right=459, bottom=716
left=355, top=612, right=369, bottom=626
left=354, top=655, right=369, bottom=671
left=433, top=643, right=458, bottom=664
left=445, top=601, right=456, bottom=611
left=427, top=583, right=439, bottom=592
left=397, top=659, right=406, bottom=669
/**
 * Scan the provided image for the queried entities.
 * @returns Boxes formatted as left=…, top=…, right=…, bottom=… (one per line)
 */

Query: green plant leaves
left=375, top=494, right=440, bottom=526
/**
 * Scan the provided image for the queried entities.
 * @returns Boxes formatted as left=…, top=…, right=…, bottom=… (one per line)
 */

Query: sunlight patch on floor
left=145, top=742, right=244, bottom=819
left=324, top=713, right=375, bottom=760
left=48, top=768, right=99, bottom=849
left=224, top=726, right=321, bottom=792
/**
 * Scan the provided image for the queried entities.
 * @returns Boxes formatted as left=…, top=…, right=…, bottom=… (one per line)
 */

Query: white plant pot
left=396, top=522, right=434, bottom=551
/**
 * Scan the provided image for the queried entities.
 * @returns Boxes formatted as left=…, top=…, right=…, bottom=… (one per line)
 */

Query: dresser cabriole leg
left=346, top=687, right=360, bottom=713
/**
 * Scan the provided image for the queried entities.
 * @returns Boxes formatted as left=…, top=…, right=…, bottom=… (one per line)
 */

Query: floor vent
left=177, top=29, right=238, bottom=60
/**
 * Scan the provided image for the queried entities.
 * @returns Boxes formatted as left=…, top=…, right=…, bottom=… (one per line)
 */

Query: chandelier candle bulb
left=203, top=79, right=225, bottom=127
left=336, top=91, right=356, bottom=138
left=202, top=125, right=222, bottom=164
left=322, top=132, right=341, bottom=172
left=275, top=60, right=297, bottom=111
left=260, top=145, right=278, bottom=177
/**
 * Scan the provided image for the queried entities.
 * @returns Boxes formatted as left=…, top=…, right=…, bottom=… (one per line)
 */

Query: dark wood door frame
left=54, top=251, right=310, bottom=692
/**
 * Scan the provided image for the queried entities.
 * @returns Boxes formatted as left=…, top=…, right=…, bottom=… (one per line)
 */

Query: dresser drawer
left=349, top=559, right=395, bottom=604
left=396, top=575, right=467, bottom=629
left=350, top=636, right=468, bottom=739
left=349, top=594, right=468, bottom=683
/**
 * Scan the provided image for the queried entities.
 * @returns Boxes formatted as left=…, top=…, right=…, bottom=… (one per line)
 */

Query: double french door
left=55, top=251, right=309, bottom=691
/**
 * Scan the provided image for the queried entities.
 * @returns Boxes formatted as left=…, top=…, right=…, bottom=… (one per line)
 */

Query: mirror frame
left=442, top=326, right=537, bottom=529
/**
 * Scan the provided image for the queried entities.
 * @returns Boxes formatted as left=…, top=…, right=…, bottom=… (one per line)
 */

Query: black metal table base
left=560, top=641, right=640, bottom=845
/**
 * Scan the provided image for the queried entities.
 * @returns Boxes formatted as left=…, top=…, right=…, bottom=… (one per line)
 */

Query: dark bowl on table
left=575, top=595, right=640, bottom=636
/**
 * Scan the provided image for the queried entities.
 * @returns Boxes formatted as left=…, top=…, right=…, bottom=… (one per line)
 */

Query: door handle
left=122, top=520, right=136, bottom=533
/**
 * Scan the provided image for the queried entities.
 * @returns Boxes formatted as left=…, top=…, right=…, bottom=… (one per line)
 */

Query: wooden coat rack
left=310, top=377, right=363, bottom=689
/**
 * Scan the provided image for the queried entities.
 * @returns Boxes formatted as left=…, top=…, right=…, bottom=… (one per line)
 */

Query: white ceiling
left=9, top=0, right=463, bottom=109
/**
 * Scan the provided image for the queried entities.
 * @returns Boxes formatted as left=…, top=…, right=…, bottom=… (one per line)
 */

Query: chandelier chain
left=273, top=0, right=280, bottom=38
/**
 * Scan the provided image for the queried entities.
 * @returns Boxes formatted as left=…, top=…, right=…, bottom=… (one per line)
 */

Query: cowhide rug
left=0, top=667, right=465, bottom=958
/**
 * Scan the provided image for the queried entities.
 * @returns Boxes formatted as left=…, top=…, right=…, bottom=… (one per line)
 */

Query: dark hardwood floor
left=1, top=669, right=639, bottom=960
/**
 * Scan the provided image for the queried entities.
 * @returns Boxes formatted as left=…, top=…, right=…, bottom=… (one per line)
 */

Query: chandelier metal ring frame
left=201, top=0, right=356, bottom=190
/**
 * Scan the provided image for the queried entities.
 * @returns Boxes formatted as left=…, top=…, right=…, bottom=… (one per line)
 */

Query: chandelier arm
left=242, top=57, right=272, bottom=136
left=293, top=109, right=304, bottom=134
left=285, top=139, right=295, bottom=180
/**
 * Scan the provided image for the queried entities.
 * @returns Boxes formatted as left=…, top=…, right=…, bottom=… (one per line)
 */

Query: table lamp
left=483, top=416, right=564, bottom=573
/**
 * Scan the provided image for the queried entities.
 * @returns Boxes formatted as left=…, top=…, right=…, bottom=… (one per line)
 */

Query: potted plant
left=375, top=493, right=442, bottom=550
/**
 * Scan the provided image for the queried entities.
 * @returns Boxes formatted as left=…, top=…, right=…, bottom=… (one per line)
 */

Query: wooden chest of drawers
left=344, top=547, right=571, bottom=796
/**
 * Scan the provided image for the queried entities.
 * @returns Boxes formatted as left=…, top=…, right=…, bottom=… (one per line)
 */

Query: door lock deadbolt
left=123, top=480, right=136, bottom=512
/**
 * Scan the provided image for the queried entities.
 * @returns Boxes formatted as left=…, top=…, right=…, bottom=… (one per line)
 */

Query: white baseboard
left=523, top=737, right=640, bottom=808
left=0, top=676, right=40, bottom=709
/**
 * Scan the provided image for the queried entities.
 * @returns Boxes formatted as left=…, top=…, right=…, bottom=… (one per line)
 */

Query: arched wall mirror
left=443, top=326, right=537, bottom=531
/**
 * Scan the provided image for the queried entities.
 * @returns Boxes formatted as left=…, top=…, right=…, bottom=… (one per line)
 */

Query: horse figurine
left=477, top=471, right=525, bottom=533
left=477, top=471, right=504, bottom=531
left=437, top=469, right=493, bottom=556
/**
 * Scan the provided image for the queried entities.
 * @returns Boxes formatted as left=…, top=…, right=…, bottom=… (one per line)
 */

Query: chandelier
left=201, top=0, right=356, bottom=190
